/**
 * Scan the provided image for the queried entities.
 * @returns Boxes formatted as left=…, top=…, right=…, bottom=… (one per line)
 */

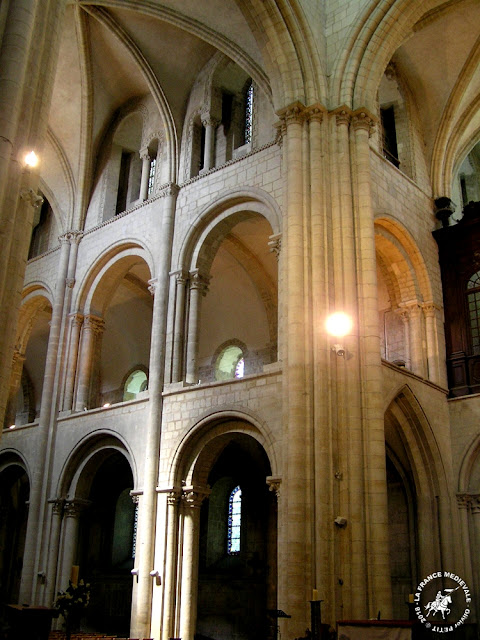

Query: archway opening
left=77, top=452, right=134, bottom=635
left=197, top=433, right=276, bottom=640
left=0, top=464, right=29, bottom=604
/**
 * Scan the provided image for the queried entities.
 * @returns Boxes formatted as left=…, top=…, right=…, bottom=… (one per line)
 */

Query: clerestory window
left=244, top=81, right=254, bottom=145
left=147, top=157, right=156, bottom=196
left=227, top=485, right=242, bottom=555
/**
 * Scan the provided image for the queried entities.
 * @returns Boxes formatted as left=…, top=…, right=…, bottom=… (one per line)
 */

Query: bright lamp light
left=325, top=312, right=352, bottom=337
left=25, top=151, right=39, bottom=167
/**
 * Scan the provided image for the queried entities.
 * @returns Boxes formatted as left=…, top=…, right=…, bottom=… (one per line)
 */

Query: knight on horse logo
left=424, top=586, right=460, bottom=620
left=414, top=571, right=471, bottom=632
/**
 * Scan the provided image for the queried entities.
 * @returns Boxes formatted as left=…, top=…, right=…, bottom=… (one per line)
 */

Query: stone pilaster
left=276, top=101, right=310, bottom=635
left=131, top=184, right=179, bottom=640
left=43, top=499, right=65, bottom=606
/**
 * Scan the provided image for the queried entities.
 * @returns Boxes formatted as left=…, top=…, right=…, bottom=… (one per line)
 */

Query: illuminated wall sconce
left=25, top=150, right=39, bottom=168
left=150, top=570, right=161, bottom=586
left=325, top=312, right=353, bottom=357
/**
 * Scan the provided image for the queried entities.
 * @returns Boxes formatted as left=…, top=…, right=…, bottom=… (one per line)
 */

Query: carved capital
left=65, top=278, right=75, bottom=289
left=50, top=498, right=65, bottom=516
left=148, top=278, right=158, bottom=296
left=306, top=103, right=327, bottom=124
left=182, top=485, right=210, bottom=509
left=171, top=270, right=188, bottom=286
left=470, top=494, right=480, bottom=515
left=167, top=490, right=182, bottom=507
left=200, top=114, right=220, bottom=128
left=268, top=233, right=282, bottom=260
left=20, top=188, right=43, bottom=208
left=139, top=146, right=150, bottom=161
left=351, top=109, right=376, bottom=136
left=83, top=315, right=105, bottom=336
left=456, top=493, right=471, bottom=510
left=157, top=182, right=180, bottom=199
left=276, top=101, right=307, bottom=126
left=69, top=312, right=84, bottom=329
left=331, top=106, right=352, bottom=127
left=64, top=499, right=90, bottom=518
left=422, top=301, right=440, bottom=318
left=60, top=230, right=83, bottom=246
left=266, top=476, right=282, bottom=500
left=190, top=271, right=210, bottom=295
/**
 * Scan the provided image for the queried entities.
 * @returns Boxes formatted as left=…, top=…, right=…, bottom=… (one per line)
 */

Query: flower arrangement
left=54, top=579, right=90, bottom=640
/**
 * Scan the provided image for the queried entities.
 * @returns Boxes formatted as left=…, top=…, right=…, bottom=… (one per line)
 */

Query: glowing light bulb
left=325, top=312, right=353, bottom=337
left=25, top=151, right=38, bottom=167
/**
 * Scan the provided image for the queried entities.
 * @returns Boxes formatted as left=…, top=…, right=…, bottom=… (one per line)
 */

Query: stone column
left=130, top=184, right=179, bottom=640
left=43, top=499, right=64, bottom=606
left=423, top=302, right=444, bottom=386
left=172, top=271, right=188, bottom=383
left=470, top=495, right=480, bottom=623
left=200, top=116, right=218, bottom=172
left=351, top=109, right=391, bottom=618
left=276, top=102, right=310, bottom=635
left=0, top=0, right=67, bottom=430
left=4, top=349, right=26, bottom=428
left=403, top=301, right=425, bottom=377
left=58, top=500, right=89, bottom=590
left=62, top=313, right=84, bottom=411
left=179, top=486, right=210, bottom=640
left=456, top=494, right=474, bottom=595
left=20, top=232, right=72, bottom=604
left=397, top=308, right=411, bottom=369
left=185, top=271, right=209, bottom=384
left=139, top=148, right=151, bottom=201
left=74, top=315, right=104, bottom=411
left=162, top=490, right=181, bottom=640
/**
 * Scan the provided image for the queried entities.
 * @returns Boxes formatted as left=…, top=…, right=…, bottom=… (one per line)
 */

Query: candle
left=312, top=589, right=319, bottom=601
left=70, top=565, right=79, bottom=587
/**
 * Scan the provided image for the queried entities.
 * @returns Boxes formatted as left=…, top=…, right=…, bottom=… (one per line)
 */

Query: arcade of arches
left=1, top=1, right=480, bottom=639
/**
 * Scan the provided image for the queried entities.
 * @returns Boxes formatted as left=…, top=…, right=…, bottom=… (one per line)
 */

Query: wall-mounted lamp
left=131, top=568, right=139, bottom=582
left=149, top=570, right=161, bottom=586
left=37, top=571, right=46, bottom=584
left=326, top=312, right=353, bottom=358
left=25, top=150, right=39, bottom=168
left=334, top=516, right=347, bottom=528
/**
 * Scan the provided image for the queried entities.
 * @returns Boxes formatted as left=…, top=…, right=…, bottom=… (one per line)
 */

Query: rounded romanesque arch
left=0, top=452, right=30, bottom=605
left=65, top=243, right=153, bottom=411
left=162, top=413, right=279, bottom=640
left=54, top=432, right=137, bottom=636
left=375, top=216, right=444, bottom=383
left=166, top=189, right=280, bottom=385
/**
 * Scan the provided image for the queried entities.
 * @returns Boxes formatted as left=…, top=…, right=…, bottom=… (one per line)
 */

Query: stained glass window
left=244, top=82, right=253, bottom=145
left=227, top=485, right=242, bottom=555
left=235, top=357, right=244, bottom=379
left=467, top=271, right=480, bottom=354
left=148, top=157, right=156, bottom=195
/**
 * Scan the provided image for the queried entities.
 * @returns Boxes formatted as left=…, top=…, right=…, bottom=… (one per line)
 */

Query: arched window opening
left=467, top=270, right=480, bottom=355
left=28, top=195, right=58, bottom=259
left=244, top=80, right=254, bottom=146
left=227, top=485, right=242, bottom=555
left=457, top=142, right=480, bottom=208
left=215, top=345, right=244, bottom=381
left=381, top=105, right=399, bottom=168
left=147, top=157, right=156, bottom=196
left=123, top=369, right=148, bottom=401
